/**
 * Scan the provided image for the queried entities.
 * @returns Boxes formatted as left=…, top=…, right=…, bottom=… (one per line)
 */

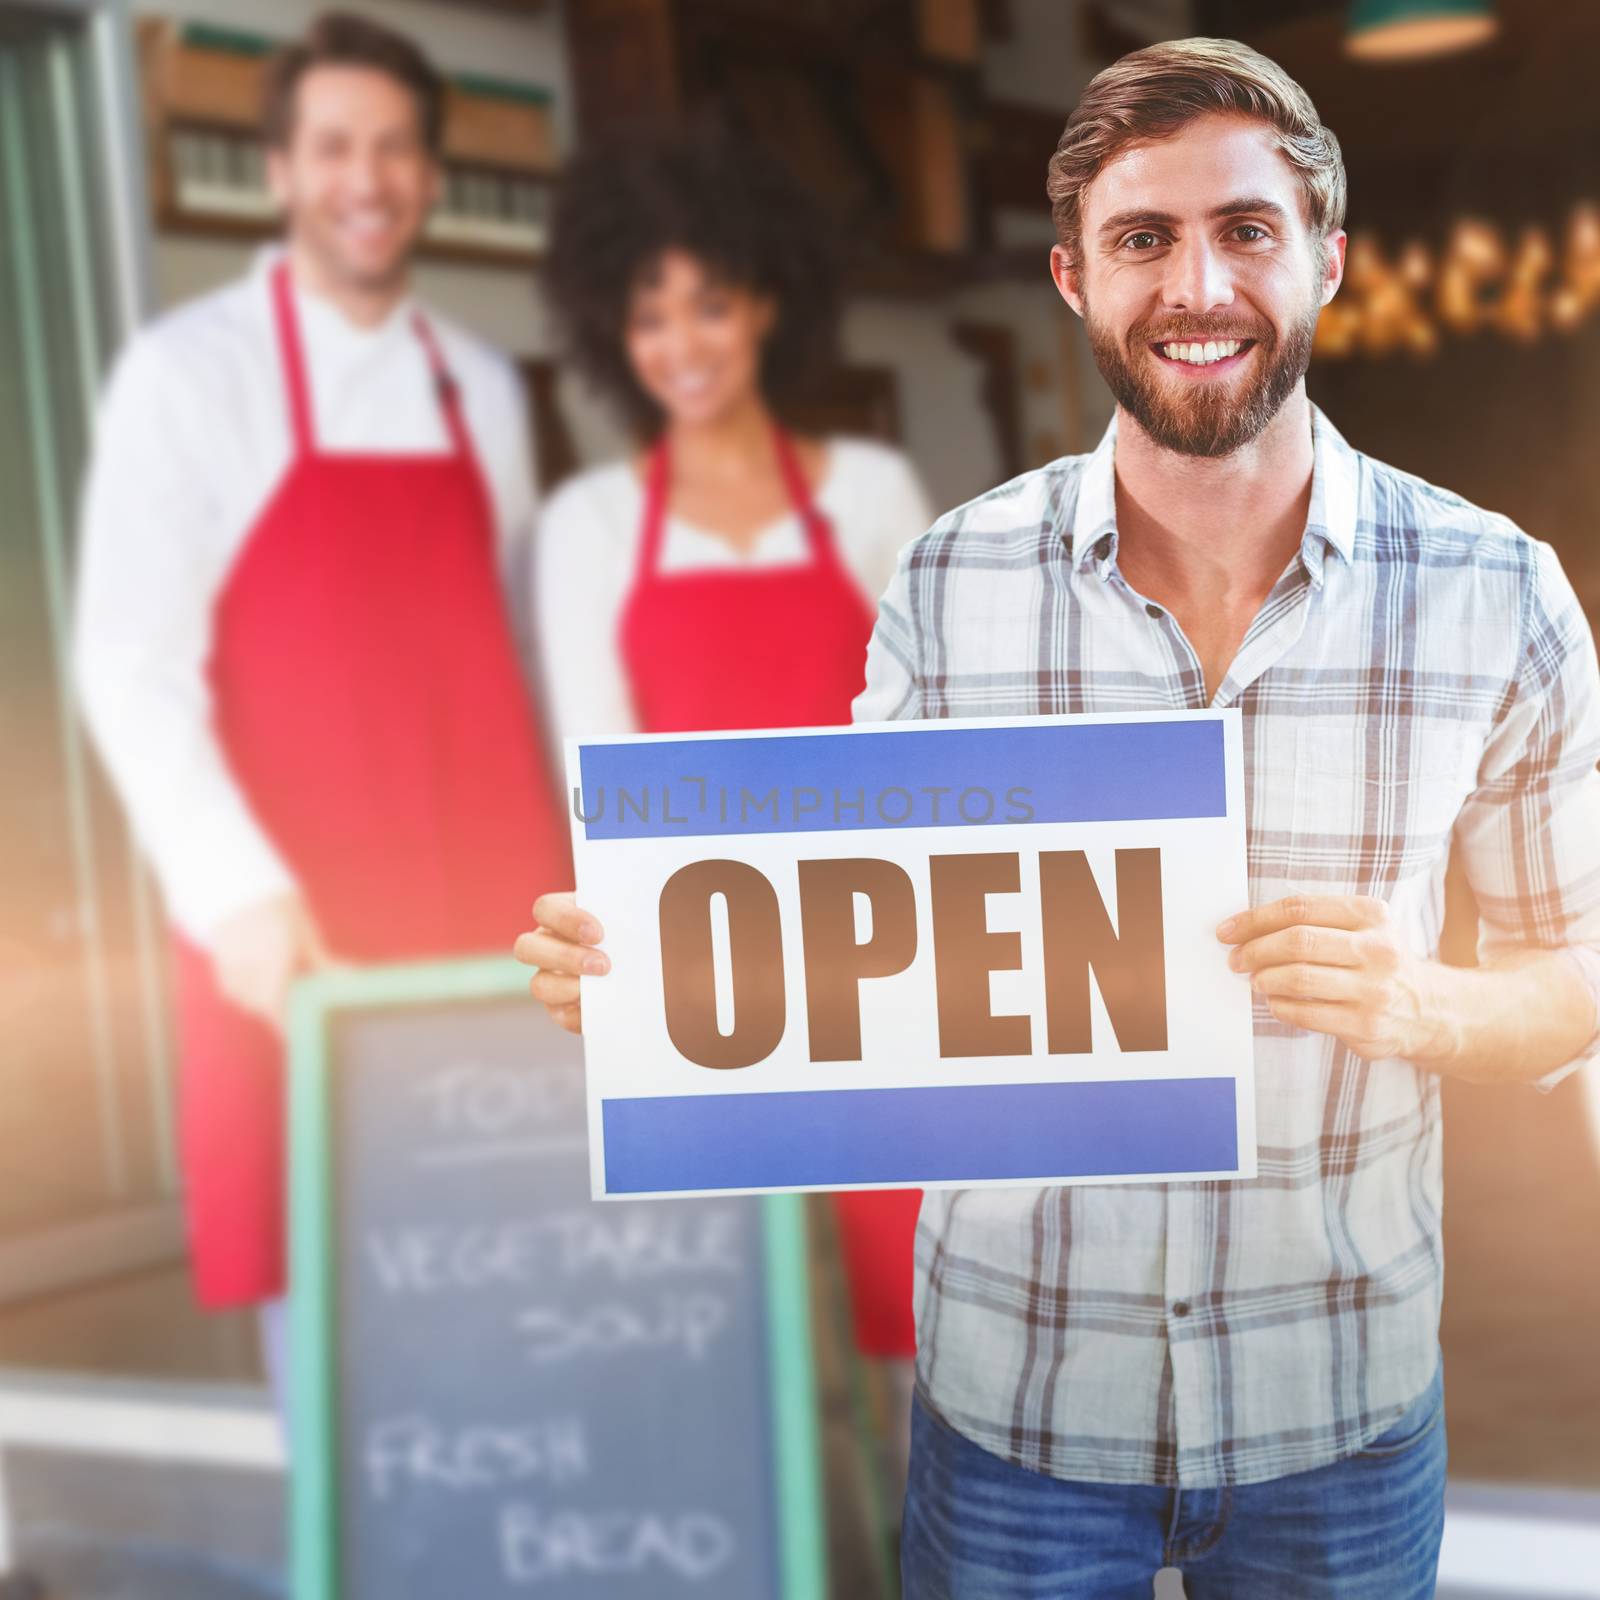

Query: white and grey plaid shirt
left=854, top=403, right=1600, bottom=1488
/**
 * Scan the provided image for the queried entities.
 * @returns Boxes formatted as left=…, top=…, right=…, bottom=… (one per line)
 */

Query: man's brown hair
left=262, top=11, right=445, bottom=154
left=1047, top=36, right=1345, bottom=274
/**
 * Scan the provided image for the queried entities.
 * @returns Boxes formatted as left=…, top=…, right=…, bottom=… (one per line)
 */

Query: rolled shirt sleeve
left=1452, top=538, right=1600, bottom=1090
left=73, top=334, right=296, bottom=946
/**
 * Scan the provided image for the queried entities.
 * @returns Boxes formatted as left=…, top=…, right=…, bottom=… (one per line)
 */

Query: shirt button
left=1172, top=1299, right=1191, bottom=1318
left=1145, top=603, right=1163, bottom=619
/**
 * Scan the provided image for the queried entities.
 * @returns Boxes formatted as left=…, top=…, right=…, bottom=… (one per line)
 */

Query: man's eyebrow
left=1096, top=197, right=1292, bottom=239
left=1209, top=196, right=1291, bottom=223
left=1097, top=208, right=1177, bottom=240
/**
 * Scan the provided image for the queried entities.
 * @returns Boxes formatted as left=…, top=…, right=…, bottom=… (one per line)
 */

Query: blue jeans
left=901, top=1365, right=1446, bottom=1599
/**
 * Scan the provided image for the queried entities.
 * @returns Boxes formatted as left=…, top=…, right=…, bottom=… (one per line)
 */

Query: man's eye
left=1123, top=232, right=1162, bottom=251
left=1233, top=224, right=1268, bottom=243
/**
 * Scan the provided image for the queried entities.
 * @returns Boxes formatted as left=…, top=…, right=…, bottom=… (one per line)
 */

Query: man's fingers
left=1263, top=997, right=1357, bottom=1037
left=1250, top=963, right=1365, bottom=1004
left=513, top=928, right=610, bottom=977
left=1229, top=925, right=1364, bottom=974
left=531, top=891, right=604, bottom=946
left=529, top=969, right=581, bottom=1007
left=519, top=896, right=595, bottom=1036
left=1218, top=893, right=1388, bottom=944
left=527, top=979, right=583, bottom=1034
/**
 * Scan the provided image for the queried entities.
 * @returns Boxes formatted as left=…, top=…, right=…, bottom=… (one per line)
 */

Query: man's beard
left=1085, top=292, right=1320, bottom=458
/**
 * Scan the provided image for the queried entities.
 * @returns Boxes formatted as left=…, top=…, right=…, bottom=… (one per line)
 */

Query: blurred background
left=1, top=0, right=1598, bottom=1595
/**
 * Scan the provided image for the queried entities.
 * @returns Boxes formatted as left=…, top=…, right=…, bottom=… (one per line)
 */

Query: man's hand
left=513, top=891, right=609, bottom=1035
left=211, top=892, right=336, bottom=1032
left=1217, top=893, right=1454, bottom=1063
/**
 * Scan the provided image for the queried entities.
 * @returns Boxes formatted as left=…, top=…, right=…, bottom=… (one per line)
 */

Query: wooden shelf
left=136, top=19, right=560, bottom=268
left=151, top=201, right=552, bottom=272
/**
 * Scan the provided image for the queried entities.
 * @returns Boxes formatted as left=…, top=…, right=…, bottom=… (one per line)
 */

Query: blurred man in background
left=75, top=12, right=568, bottom=1404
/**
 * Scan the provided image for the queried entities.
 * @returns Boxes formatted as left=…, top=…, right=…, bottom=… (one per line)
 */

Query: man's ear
left=1050, top=244, right=1086, bottom=319
left=1319, top=229, right=1348, bottom=306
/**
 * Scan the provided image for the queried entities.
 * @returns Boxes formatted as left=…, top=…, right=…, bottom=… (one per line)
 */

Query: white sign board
left=566, top=712, right=1254, bottom=1200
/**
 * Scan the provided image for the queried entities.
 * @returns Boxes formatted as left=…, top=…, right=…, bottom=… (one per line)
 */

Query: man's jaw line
left=1114, top=381, right=1312, bottom=473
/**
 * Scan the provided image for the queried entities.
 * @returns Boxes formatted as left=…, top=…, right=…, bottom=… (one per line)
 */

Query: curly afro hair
left=544, top=127, right=841, bottom=436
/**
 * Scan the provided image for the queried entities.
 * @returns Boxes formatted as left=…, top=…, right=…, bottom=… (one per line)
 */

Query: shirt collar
left=1069, top=401, right=1359, bottom=582
left=1069, top=410, right=1120, bottom=572
left=1302, top=402, right=1358, bottom=571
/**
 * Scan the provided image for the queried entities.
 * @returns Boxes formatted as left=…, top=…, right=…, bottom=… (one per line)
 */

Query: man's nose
left=347, top=147, right=386, bottom=197
left=1161, top=238, right=1234, bottom=315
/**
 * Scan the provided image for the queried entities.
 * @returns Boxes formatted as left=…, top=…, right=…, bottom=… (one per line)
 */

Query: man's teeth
left=1159, top=339, right=1245, bottom=364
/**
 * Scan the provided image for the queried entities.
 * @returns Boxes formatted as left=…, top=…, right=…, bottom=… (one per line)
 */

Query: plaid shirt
left=854, top=403, right=1600, bottom=1488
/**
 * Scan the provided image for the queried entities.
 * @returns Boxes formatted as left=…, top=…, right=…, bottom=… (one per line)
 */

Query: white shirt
left=74, top=249, right=538, bottom=945
left=535, top=438, right=934, bottom=740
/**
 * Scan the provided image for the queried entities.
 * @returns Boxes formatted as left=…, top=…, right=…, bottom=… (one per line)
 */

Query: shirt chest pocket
left=1283, top=720, right=1485, bottom=890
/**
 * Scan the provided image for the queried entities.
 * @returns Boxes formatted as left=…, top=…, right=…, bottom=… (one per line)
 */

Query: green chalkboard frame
left=287, top=954, right=828, bottom=1600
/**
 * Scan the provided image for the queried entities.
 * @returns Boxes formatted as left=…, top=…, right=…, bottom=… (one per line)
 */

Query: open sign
left=657, top=848, right=1168, bottom=1071
left=567, top=713, right=1256, bottom=1200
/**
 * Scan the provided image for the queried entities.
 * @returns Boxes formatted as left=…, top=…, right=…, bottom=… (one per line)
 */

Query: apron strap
left=635, top=437, right=673, bottom=581
left=269, top=261, right=474, bottom=463
left=410, top=312, right=474, bottom=461
left=269, top=259, right=316, bottom=459
left=636, top=429, right=835, bottom=580
left=771, top=429, right=835, bottom=559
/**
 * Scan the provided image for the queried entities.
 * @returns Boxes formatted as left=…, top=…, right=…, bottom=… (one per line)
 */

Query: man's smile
left=1149, top=337, right=1257, bottom=375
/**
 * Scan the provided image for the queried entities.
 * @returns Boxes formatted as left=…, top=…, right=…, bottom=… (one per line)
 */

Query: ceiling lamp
left=1347, top=0, right=1498, bottom=60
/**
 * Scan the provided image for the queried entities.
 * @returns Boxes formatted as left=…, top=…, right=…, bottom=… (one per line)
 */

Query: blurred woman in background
left=536, top=129, right=933, bottom=1500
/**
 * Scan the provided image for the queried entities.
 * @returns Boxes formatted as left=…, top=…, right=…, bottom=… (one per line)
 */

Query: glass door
left=0, top=1, right=181, bottom=1305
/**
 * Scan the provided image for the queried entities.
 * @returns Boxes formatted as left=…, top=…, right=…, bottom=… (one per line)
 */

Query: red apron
left=618, top=430, right=920, bottom=1358
left=175, top=260, right=570, bottom=1307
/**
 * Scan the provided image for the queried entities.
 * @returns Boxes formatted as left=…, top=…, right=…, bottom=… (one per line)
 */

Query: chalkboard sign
left=287, top=958, right=825, bottom=1600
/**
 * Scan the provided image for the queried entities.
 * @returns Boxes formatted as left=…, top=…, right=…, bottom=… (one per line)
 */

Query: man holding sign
left=519, top=36, right=1600, bottom=1598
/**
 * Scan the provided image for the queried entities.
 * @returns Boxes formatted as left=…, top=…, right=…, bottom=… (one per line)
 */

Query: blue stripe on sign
left=601, top=1077, right=1237, bottom=1192
left=575, top=719, right=1225, bottom=839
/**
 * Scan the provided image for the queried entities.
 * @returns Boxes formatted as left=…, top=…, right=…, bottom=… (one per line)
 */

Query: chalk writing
left=414, top=1060, right=585, bottom=1139
left=366, top=1209, right=742, bottom=1295
left=515, top=1293, right=729, bottom=1364
left=365, top=1415, right=589, bottom=1500
left=499, top=1505, right=734, bottom=1584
